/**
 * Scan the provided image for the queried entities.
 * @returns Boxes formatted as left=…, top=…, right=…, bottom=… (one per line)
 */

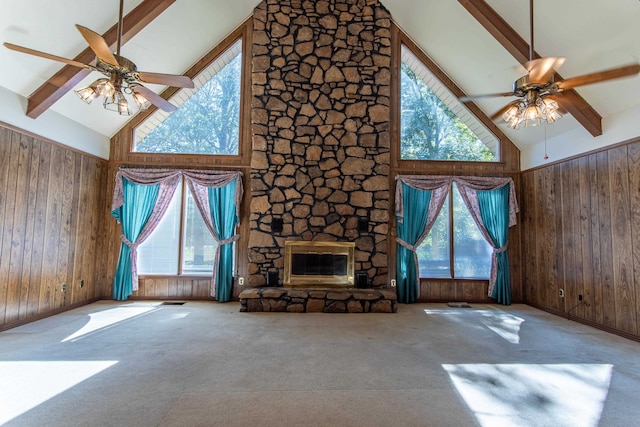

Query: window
left=417, top=183, right=492, bottom=279
left=137, top=180, right=219, bottom=275
left=134, top=39, right=242, bottom=155
left=400, top=44, right=499, bottom=162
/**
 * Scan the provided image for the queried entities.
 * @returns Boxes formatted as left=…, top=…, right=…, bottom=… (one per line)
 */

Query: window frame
left=127, top=21, right=252, bottom=166
left=394, top=31, right=506, bottom=170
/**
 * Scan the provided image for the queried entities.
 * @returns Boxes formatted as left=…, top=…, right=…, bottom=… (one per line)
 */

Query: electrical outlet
left=390, top=279, right=396, bottom=287
left=558, top=288, right=565, bottom=298
left=238, top=277, right=244, bottom=286
left=61, top=283, right=66, bottom=292
left=80, top=279, right=84, bottom=288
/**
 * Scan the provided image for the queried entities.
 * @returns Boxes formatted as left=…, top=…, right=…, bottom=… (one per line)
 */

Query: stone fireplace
left=284, top=241, right=355, bottom=287
left=248, top=0, right=391, bottom=288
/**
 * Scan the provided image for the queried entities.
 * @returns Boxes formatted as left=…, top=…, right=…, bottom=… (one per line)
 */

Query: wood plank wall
left=522, top=138, right=640, bottom=339
left=0, top=124, right=110, bottom=330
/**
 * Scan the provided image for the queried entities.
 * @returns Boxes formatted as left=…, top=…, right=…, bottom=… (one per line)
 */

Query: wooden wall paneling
left=608, top=146, right=636, bottom=334
left=577, top=156, right=594, bottom=321
left=561, top=159, right=580, bottom=315
left=73, top=156, right=102, bottom=302
left=97, top=160, right=112, bottom=298
left=0, top=125, right=109, bottom=330
left=19, top=138, right=41, bottom=320
left=74, top=157, right=91, bottom=302
left=588, top=153, right=604, bottom=325
left=5, top=131, right=30, bottom=323
left=155, top=278, right=169, bottom=297
left=66, top=154, right=82, bottom=304
left=0, top=127, right=12, bottom=323
left=40, top=145, right=65, bottom=313
left=533, top=168, right=547, bottom=306
left=596, top=151, right=616, bottom=328
left=553, top=164, right=565, bottom=312
left=26, top=141, right=52, bottom=318
left=627, top=141, right=640, bottom=335
left=54, top=150, right=76, bottom=309
left=521, top=172, right=535, bottom=303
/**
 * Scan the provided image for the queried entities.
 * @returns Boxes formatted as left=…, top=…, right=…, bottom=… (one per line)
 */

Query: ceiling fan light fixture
left=103, top=89, right=131, bottom=116
left=94, top=78, right=115, bottom=97
left=523, top=104, right=543, bottom=127
left=75, top=85, right=98, bottom=104
left=132, top=91, right=151, bottom=111
left=501, top=104, right=521, bottom=123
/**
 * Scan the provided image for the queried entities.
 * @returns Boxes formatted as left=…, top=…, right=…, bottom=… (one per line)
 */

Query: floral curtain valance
left=112, top=168, right=243, bottom=216
left=395, top=175, right=519, bottom=227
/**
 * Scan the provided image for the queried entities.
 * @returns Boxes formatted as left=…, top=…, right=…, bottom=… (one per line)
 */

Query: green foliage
left=135, top=54, right=242, bottom=155
left=400, top=63, right=495, bottom=162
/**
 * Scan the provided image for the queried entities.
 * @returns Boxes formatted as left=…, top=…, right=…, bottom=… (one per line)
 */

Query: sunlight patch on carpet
left=443, top=363, right=613, bottom=427
left=425, top=308, right=524, bottom=343
left=62, top=303, right=160, bottom=342
left=0, top=361, right=118, bottom=425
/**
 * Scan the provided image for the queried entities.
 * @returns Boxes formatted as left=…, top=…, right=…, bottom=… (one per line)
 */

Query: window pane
left=453, top=185, right=492, bottom=279
left=134, top=40, right=242, bottom=155
left=137, top=186, right=182, bottom=275
left=417, top=194, right=451, bottom=278
left=400, top=45, right=498, bottom=162
left=181, top=191, right=217, bottom=275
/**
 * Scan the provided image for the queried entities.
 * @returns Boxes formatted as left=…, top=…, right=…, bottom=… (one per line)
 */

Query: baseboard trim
left=527, top=302, right=640, bottom=343
left=0, top=298, right=102, bottom=332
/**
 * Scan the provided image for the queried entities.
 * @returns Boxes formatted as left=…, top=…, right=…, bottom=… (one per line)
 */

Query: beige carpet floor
left=1, top=301, right=639, bottom=426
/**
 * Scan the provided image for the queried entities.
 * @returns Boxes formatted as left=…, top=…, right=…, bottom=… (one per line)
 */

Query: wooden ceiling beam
left=26, top=0, right=176, bottom=119
left=458, top=0, right=603, bottom=136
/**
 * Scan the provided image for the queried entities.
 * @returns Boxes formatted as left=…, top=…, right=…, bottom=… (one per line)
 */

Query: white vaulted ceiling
left=1, top=0, right=639, bottom=169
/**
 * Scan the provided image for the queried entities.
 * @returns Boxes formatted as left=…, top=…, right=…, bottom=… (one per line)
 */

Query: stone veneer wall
left=249, top=0, right=392, bottom=287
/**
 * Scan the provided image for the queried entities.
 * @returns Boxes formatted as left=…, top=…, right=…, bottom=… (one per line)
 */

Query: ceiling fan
left=460, top=0, right=640, bottom=129
left=3, top=0, right=194, bottom=115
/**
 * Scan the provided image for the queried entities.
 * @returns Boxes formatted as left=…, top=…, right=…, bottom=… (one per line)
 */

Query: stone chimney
left=249, top=0, right=391, bottom=287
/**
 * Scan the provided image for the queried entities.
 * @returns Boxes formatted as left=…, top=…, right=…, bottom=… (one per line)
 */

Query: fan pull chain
left=544, top=124, right=549, bottom=160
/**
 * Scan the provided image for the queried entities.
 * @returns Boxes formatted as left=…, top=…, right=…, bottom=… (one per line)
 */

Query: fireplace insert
left=284, top=241, right=355, bottom=288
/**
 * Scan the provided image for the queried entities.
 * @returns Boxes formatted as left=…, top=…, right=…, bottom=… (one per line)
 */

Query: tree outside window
left=134, top=42, right=242, bottom=155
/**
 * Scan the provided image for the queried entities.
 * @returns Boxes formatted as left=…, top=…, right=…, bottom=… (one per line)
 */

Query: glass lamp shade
left=94, top=78, right=115, bottom=97
left=132, top=91, right=151, bottom=110
left=103, top=90, right=131, bottom=116
left=75, top=86, right=98, bottom=104
left=541, top=98, right=563, bottom=124
left=501, top=104, right=521, bottom=123
left=523, top=105, right=543, bottom=127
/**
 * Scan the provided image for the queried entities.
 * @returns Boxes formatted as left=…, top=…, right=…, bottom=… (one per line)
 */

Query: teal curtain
left=111, top=178, right=159, bottom=301
left=396, top=182, right=431, bottom=304
left=208, top=179, right=239, bottom=302
left=477, top=185, right=511, bottom=305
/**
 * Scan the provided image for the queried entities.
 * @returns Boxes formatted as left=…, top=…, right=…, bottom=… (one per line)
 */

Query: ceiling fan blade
left=490, top=100, right=520, bottom=121
left=132, top=85, right=177, bottom=112
left=459, top=92, right=516, bottom=102
left=526, top=57, right=565, bottom=83
left=75, top=24, right=119, bottom=67
left=4, top=42, right=90, bottom=69
left=137, top=71, right=195, bottom=88
left=556, top=63, right=640, bottom=91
